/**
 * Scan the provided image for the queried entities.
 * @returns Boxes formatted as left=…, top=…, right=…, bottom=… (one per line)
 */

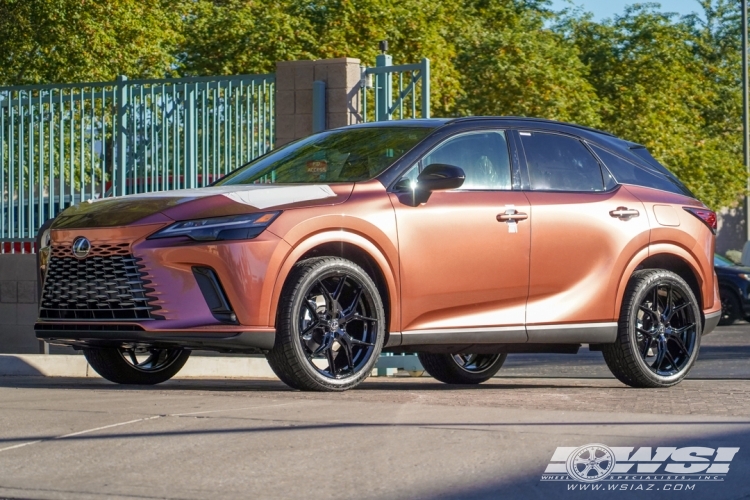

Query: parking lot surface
left=0, top=325, right=748, bottom=500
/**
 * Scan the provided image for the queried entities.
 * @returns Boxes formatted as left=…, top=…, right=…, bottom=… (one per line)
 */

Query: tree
left=0, top=0, right=183, bottom=85
left=455, top=0, right=602, bottom=126
left=563, top=3, right=747, bottom=209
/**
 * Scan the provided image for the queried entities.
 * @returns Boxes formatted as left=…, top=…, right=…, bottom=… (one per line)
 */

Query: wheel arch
left=267, top=231, right=400, bottom=335
left=615, top=247, right=706, bottom=319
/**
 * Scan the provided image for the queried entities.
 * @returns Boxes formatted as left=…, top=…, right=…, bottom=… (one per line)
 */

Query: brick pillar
left=275, top=58, right=362, bottom=147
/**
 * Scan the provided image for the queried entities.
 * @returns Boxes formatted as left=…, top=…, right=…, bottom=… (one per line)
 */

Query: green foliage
left=0, top=0, right=748, bottom=209
left=0, top=0, right=184, bottom=84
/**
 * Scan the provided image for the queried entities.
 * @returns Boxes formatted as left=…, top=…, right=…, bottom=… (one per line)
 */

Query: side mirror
left=416, top=164, right=465, bottom=192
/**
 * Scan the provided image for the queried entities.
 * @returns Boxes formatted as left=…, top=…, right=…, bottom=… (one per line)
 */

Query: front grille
left=40, top=249, right=160, bottom=321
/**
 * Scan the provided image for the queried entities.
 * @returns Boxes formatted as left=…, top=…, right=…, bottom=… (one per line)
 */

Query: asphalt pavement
left=0, top=324, right=748, bottom=500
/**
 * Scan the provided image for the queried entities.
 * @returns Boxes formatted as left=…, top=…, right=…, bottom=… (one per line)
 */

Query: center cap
left=329, top=319, right=340, bottom=331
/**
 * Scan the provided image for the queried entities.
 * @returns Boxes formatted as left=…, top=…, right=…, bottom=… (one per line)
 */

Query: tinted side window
left=520, top=132, right=605, bottom=192
left=423, top=131, right=512, bottom=190
left=590, top=145, right=690, bottom=197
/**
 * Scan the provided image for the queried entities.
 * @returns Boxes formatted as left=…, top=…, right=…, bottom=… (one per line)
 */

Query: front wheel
left=602, top=269, right=701, bottom=388
left=84, top=346, right=190, bottom=385
left=418, top=352, right=507, bottom=384
left=266, top=257, right=385, bottom=392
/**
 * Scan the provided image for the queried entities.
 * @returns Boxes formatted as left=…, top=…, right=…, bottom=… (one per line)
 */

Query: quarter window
left=520, top=132, right=605, bottom=192
left=591, top=145, right=692, bottom=197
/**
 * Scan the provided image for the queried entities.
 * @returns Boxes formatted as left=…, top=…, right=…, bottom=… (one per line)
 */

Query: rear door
left=390, top=130, right=530, bottom=342
left=517, top=130, right=650, bottom=342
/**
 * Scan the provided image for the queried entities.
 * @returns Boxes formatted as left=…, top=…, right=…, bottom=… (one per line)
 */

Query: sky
left=549, top=0, right=705, bottom=20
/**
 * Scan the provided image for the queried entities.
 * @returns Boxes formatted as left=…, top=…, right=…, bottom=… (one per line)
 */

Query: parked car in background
left=715, top=254, right=750, bottom=325
left=35, top=117, right=721, bottom=391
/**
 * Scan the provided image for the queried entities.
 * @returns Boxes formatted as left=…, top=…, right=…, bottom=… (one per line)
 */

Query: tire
left=418, top=352, right=507, bottom=384
left=718, top=288, right=741, bottom=326
left=84, top=347, right=190, bottom=385
left=266, top=257, right=385, bottom=392
left=602, top=269, right=701, bottom=388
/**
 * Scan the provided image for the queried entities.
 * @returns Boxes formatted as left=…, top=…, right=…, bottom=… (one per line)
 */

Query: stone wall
left=0, top=255, right=40, bottom=353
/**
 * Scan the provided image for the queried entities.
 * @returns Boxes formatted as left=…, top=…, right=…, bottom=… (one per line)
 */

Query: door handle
left=497, top=210, right=528, bottom=222
left=609, top=207, right=640, bottom=220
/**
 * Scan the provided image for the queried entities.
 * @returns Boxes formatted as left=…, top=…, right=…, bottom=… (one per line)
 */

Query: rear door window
left=519, top=132, right=605, bottom=192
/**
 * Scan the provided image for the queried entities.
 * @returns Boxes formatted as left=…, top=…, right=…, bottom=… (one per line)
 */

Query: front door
left=390, top=130, right=531, bottom=343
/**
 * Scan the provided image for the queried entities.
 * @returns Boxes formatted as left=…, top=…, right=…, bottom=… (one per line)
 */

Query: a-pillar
left=275, top=58, right=362, bottom=147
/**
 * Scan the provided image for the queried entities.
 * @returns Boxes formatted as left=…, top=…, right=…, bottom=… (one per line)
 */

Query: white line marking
left=57, top=416, right=161, bottom=439
left=0, top=402, right=302, bottom=453
left=0, top=441, right=43, bottom=453
left=170, top=402, right=299, bottom=417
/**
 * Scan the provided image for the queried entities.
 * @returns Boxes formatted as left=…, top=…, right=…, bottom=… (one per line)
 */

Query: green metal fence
left=0, top=73, right=275, bottom=240
left=361, top=57, right=430, bottom=122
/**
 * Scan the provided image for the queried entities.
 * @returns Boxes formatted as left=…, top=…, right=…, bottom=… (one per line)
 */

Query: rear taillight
left=684, top=207, right=717, bottom=234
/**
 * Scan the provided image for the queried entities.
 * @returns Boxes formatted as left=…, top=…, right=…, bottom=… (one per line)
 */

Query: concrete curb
left=0, top=354, right=278, bottom=379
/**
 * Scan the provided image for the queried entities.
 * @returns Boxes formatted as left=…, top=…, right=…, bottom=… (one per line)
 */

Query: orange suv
left=36, top=117, right=721, bottom=391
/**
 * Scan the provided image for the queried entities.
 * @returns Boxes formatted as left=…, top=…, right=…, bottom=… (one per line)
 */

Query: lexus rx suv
left=36, top=117, right=722, bottom=391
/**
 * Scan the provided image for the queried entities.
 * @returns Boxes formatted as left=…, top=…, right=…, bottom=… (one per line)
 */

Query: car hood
left=716, top=264, right=750, bottom=275
left=51, top=184, right=354, bottom=229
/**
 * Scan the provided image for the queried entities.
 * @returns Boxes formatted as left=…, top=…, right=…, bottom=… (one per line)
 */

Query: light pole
left=744, top=0, right=750, bottom=241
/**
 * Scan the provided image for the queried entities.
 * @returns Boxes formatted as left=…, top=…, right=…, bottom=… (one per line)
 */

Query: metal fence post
left=375, top=54, right=392, bottom=121
left=185, top=84, right=197, bottom=189
left=115, top=75, right=128, bottom=196
left=312, top=81, right=326, bottom=133
left=421, top=58, right=431, bottom=119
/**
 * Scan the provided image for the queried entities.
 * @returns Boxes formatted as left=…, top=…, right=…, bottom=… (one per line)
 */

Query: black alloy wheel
left=634, top=283, right=698, bottom=377
left=603, top=269, right=701, bottom=388
left=718, top=288, right=740, bottom=326
left=267, top=257, right=385, bottom=391
left=418, top=352, right=507, bottom=384
left=84, top=346, right=190, bottom=385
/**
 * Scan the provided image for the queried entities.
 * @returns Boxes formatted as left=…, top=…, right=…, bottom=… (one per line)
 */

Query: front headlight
left=148, top=211, right=280, bottom=241
left=39, top=228, right=52, bottom=279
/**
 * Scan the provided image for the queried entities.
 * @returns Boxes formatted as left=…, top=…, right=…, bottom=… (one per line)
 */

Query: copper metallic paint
left=37, top=120, right=719, bottom=355
left=524, top=186, right=650, bottom=328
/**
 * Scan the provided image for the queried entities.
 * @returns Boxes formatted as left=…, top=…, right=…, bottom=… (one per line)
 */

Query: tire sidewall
left=284, top=259, right=385, bottom=389
left=626, top=272, right=702, bottom=386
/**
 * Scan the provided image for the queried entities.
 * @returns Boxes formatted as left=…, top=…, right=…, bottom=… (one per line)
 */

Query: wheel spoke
left=673, top=323, right=695, bottom=335
left=639, top=305, right=659, bottom=319
left=333, top=276, right=347, bottom=301
left=316, top=279, right=337, bottom=315
left=669, top=335, right=691, bottom=359
left=349, top=338, right=374, bottom=347
left=667, top=302, right=689, bottom=322
left=128, top=349, right=138, bottom=366
left=653, top=339, right=667, bottom=371
left=325, top=345, right=337, bottom=376
left=300, top=320, right=320, bottom=341
left=303, top=299, right=319, bottom=319
left=640, top=338, right=652, bottom=359
left=663, top=347, right=678, bottom=371
left=342, top=285, right=364, bottom=320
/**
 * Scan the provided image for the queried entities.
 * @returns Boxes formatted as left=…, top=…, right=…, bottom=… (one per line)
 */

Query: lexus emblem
left=72, top=237, right=91, bottom=259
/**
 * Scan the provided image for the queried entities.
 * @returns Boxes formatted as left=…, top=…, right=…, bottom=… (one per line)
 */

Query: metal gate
left=0, top=73, right=275, bottom=241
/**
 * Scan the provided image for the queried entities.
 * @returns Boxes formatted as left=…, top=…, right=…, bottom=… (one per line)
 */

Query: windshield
left=217, top=126, right=434, bottom=185
left=714, top=255, right=734, bottom=267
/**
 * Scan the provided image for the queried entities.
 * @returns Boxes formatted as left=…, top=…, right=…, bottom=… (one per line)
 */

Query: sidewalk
left=0, top=354, right=278, bottom=379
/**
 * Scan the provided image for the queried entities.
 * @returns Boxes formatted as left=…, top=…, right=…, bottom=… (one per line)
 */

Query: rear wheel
left=83, top=346, right=190, bottom=385
left=418, top=352, right=507, bottom=384
left=602, top=269, right=701, bottom=388
left=719, top=288, right=741, bottom=326
left=266, top=257, right=385, bottom=392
